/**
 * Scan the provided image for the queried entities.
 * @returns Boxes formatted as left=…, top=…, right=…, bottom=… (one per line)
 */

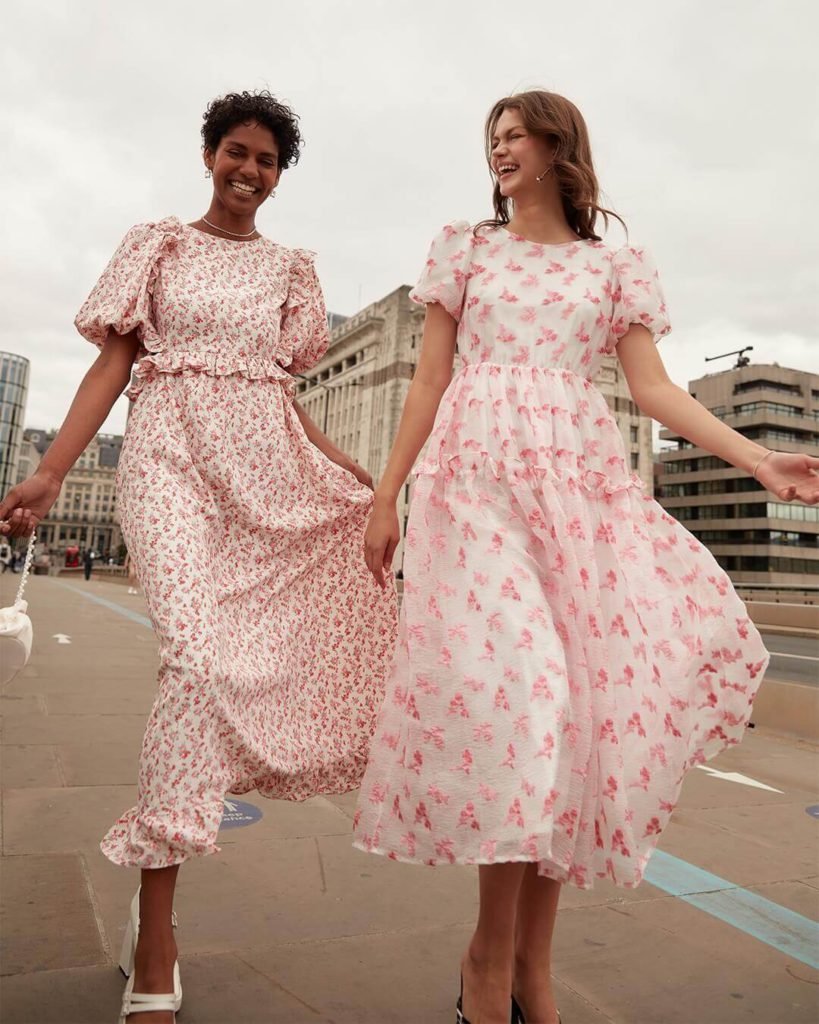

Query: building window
left=630, top=452, right=640, bottom=470
left=767, top=502, right=819, bottom=523
left=733, top=379, right=802, bottom=396
left=743, top=427, right=818, bottom=444
left=769, top=557, right=819, bottom=574
left=630, top=425, right=639, bottom=444
left=733, top=401, right=806, bottom=418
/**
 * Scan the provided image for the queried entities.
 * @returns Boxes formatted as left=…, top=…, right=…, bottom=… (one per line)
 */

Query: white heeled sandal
left=117, top=889, right=182, bottom=1022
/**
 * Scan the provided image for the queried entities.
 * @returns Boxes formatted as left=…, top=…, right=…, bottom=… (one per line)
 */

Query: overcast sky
left=2, top=0, right=817, bottom=444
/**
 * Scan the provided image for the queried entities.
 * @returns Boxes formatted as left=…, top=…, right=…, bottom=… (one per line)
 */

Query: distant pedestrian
left=0, top=540, right=10, bottom=573
left=83, top=549, right=94, bottom=581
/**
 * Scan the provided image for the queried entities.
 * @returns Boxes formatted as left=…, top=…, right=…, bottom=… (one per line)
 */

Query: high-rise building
left=0, top=352, right=30, bottom=498
left=16, top=429, right=124, bottom=557
left=657, top=363, right=819, bottom=584
left=296, top=285, right=655, bottom=569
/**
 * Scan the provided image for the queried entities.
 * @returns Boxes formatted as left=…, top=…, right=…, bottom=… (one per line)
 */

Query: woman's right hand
left=364, top=494, right=400, bottom=589
left=0, top=471, right=62, bottom=538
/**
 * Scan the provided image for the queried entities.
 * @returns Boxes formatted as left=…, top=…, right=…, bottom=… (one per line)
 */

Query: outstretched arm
left=292, top=400, right=372, bottom=489
left=617, top=326, right=819, bottom=503
left=364, top=302, right=458, bottom=586
left=0, top=331, right=140, bottom=537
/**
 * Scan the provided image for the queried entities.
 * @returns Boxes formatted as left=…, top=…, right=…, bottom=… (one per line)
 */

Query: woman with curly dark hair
left=0, top=90, right=397, bottom=1023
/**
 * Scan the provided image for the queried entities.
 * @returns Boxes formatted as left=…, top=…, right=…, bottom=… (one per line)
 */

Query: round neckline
left=497, top=225, right=586, bottom=247
left=183, top=222, right=266, bottom=245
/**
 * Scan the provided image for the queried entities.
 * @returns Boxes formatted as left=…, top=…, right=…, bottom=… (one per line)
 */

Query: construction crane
left=704, top=346, right=753, bottom=369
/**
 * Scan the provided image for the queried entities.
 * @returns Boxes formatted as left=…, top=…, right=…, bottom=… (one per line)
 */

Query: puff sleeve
left=409, top=221, right=475, bottom=322
left=279, top=249, right=330, bottom=374
left=607, top=246, right=671, bottom=349
left=74, top=217, right=181, bottom=351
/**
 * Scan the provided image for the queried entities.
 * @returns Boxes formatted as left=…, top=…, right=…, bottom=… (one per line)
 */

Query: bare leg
left=126, top=865, right=180, bottom=1024
left=512, top=863, right=561, bottom=1024
left=461, top=863, right=527, bottom=1024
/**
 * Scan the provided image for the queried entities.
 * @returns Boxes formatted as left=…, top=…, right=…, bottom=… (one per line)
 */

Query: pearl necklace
left=201, top=216, right=258, bottom=239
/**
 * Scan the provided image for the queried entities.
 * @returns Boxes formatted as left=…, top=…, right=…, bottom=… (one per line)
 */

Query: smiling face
left=204, top=121, right=281, bottom=217
left=490, top=107, right=557, bottom=200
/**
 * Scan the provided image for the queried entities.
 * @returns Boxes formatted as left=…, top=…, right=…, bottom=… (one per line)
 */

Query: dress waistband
left=127, top=350, right=295, bottom=400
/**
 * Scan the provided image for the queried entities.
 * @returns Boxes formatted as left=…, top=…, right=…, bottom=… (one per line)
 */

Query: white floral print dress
left=75, top=217, right=398, bottom=868
left=353, top=222, right=768, bottom=888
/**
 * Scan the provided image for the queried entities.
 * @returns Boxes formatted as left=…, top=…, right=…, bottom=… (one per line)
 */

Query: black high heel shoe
left=456, top=974, right=470, bottom=1023
left=511, top=995, right=562, bottom=1024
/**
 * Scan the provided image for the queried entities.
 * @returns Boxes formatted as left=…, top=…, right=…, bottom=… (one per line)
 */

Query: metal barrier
left=736, top=583, right=818, bottom=606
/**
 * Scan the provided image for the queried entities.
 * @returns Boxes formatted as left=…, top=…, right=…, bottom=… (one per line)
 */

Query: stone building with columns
left=16, top=429, right=124, bottom=558
left=297, top=286, right=654, bottom=570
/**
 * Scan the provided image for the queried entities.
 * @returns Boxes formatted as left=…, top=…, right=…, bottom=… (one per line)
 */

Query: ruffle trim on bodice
left=128, top=350, right=296, bottom=399
left=415, top=450, right=646, bottom=498
left=414, top=363, right=644, bottom=498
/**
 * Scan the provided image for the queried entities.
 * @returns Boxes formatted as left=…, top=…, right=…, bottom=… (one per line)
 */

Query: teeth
left=229, top=181, right=257, bottom=193
left=498, top=165, right=518, bottom=175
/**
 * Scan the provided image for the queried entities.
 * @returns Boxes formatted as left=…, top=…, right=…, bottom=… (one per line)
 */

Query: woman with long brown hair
left=356, top=90, right=819, bottom=1023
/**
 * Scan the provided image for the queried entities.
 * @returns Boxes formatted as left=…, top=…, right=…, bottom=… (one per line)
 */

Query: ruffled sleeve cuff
left=607, top=245, right=671, bottom=350
left=74, top=217, right=182, bottom=351
left=279, top=248, right=330, bottom=375
left=409, top=220, right=474, bottom=322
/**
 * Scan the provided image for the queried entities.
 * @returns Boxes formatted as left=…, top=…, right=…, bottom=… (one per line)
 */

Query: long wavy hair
left=477, top=90, right=625, bottom=241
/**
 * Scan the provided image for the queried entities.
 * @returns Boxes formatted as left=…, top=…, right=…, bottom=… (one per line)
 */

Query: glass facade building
left=0, top=353, right=30, bottom=498
left=658, top=363, right=819, bottom=584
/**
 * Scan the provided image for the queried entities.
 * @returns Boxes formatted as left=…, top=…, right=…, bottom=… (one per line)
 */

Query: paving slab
left=1, top=712, right=148, bottom=746
left=55, top=742, right=141, bottom=787
left=1, top=744, right=63, bottom=788
left=552, top=898, right=819, bottom=1024
left=240, top=925, right=613, bottom=1024
left=2, top=784, right=138, bottom=856
left=0, top=854, right=105, bottom=975
left=0, top=954, right=321, bottom=1024
left=1, top=572, right=818, bottom=1024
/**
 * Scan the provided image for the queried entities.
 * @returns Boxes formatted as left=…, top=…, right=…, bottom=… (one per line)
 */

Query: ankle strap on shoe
left=122, top=990, right=178, bottom=1014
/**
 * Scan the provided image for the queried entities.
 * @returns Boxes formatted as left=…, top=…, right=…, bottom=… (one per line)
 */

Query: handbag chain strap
left=14, top=533, right=37, bottom=609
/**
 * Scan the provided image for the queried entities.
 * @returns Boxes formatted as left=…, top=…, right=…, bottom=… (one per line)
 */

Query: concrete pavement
left=1, top=573, right=817, bottom=1024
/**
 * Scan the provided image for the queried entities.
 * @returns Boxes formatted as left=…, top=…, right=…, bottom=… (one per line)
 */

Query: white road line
left=767, top=650, right=819, bottom=662
left=696, top=766, right=784, bottom=793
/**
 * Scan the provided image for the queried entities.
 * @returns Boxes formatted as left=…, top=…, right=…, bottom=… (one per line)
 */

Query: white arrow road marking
left=697, top=765, right=783, bottom=793
left=52, top=633, right=72, bottom=645
left=223, top=799, right=239, bottom=813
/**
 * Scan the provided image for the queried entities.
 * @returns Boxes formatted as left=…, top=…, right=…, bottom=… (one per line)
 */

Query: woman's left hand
left=754, top=451, right=819, bottom=503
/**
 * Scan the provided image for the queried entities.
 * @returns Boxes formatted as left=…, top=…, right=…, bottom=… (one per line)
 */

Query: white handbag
left=0, top=533, right=36, bottom=686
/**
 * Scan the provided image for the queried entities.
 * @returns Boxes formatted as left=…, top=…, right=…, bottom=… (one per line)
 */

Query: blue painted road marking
left=806, top=805, right=819, bottom=820
left=645, top=850, right=819, bottom=969
left=219, top=799, right=263, bottom=830
left=57, top=578, right=819, bottom=968
left=55, top=581, right=153, bottom=629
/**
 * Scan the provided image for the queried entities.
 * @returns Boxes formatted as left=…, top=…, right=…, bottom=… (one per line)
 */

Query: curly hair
left=201, top=91, right=303, bottom=170
left=477, top=90, right=625, bottom=241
